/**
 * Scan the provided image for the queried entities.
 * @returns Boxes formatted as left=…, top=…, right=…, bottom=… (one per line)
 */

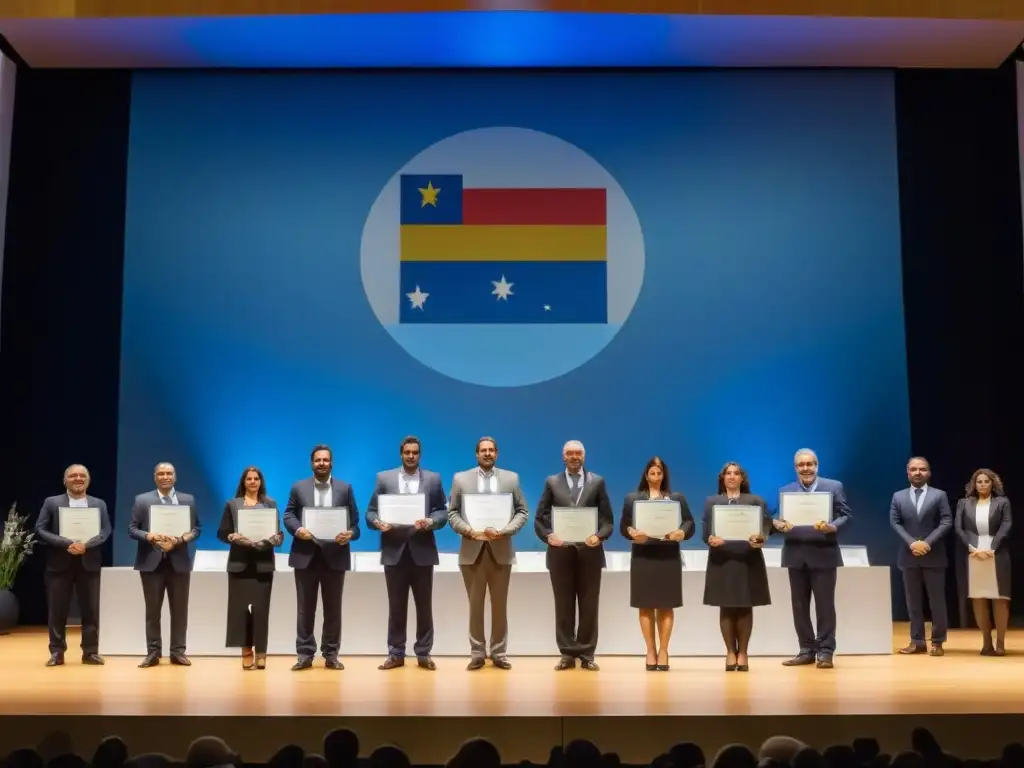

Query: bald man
left=35, top=464, right=112, bottom=666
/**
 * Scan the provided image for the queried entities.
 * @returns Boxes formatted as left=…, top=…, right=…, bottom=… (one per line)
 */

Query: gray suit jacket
left=447, top=467, right=529, bottom=566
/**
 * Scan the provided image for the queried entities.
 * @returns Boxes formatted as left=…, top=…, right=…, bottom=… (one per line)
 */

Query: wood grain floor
left=1, top=625, right=1021, bottom=717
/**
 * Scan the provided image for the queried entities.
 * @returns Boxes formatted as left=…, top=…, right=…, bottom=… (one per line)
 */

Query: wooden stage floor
left=1, top=625, right=1022, bottom=764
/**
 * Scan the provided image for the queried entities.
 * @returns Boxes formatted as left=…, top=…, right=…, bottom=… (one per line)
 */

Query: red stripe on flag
left=462, top=188, right=606, bottom=225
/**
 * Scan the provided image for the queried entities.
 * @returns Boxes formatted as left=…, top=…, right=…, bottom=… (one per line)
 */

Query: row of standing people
left=32, top=440, right=1011, bottom=670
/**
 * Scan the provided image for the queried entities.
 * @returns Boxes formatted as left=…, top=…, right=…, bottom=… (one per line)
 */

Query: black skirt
left=702, top=543, right=771, bottom=607
left=630, top=542, right=683, bottom=609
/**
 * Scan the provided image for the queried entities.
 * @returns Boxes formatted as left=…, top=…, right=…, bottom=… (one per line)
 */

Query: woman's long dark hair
left=234, top=466, right=267, bottom=501
left=965, top=468, right=1005, bottom=498
left=637, top=456, right=671, bottom=493
left=717, top=462, right=751, bottom=495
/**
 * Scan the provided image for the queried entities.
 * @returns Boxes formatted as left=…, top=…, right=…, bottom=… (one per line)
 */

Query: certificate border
left=237, top=507, right=280, bottom=539
left=551, top=505, right=599, bottom=543
left=778, top=491, right=833, bottom=523
left=710, top=503, right=762, bottom=540
left=301, top=505, right=351, bottom=536
left=631, top=498, right=681, bottom=535
left=57, top=506, right=100, bottom=541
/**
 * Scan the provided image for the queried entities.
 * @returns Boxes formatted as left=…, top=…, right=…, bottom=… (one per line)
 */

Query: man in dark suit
left=890, top=456, right=952, bottom=656
left=283, top=444, right=361, bottom=670
left=534, top=440, right=614, bottom=671
left=774, top=448, right=852, bottom=669
left=35, top=464, right=112, bottom=666
left=366, top=435, right=448, bottom=671
left=127, top=461, right=201, bottom=668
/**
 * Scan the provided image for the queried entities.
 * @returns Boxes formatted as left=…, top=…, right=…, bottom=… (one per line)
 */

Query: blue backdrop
left=115, top=70, right=910, bottom=566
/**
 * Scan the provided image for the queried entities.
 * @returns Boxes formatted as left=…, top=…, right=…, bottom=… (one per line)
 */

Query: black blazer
left=701, top=493, right=773, bottom=560
left=889, top=486, right=953, bottom=569
left=283, top=477, right=361, bottom=572
left=216, top=498, right=282, bottom=573
left=127, top=490, right=201, bottom=573
left=365, top=468, right=448, bottom=567
left=619, top=490, right=695, bottom=549
left=955, top=495, right=1012, bottom=553
left=35, top=494, right=112, bottom=572
left=534, top=469, right=615, bottom=568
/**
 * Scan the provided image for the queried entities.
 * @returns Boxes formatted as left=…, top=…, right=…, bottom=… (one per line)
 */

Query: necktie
left=569, top=474, right=581, bottom=505
left=403, top=476, right=411, bottom=494
left=161, top=495, right=171, bottom=505
left=914, top=487, right=923, bottom=511
left=729, top=498, right=736, bottom=505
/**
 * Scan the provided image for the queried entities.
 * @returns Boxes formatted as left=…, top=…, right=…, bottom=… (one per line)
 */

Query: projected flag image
left=398, top=173, right=608, bottom=324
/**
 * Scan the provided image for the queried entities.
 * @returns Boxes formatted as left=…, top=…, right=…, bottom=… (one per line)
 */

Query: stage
left=1, top=626, right=1022, bottom=765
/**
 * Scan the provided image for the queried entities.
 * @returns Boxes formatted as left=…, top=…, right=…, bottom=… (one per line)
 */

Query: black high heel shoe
left=645, top=654, right=657, bottom=671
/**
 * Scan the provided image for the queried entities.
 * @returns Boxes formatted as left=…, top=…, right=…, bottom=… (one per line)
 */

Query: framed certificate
left=552, top=506, right=597, bottom=543
left=711, top=505, right=762, bottom=541
left=464, top=493, right=512, bottom=530
left=150, top=505, right=191, bottom=537
left=302, top=506, right=349, bottom=540
left=633, top=499, right=681, bottom=539
left=237, top=508, right=278, bottom=540
left=779, top=492, right=832, bottom=526
left=58, top=507, right=100, bottom=542
left=378, top=493, right=426, bottom=526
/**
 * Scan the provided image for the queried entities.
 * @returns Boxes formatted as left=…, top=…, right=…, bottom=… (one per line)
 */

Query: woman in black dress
left=701, top=461, right=772, bottom=672
left=620, top=456, right=694, bottom=671
left=217, top=466, right=283, bottom=669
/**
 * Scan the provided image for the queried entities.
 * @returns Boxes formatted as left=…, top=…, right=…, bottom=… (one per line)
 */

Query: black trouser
left=140, top=558, right=191, bottom=656
left=903, top=566, right=948, bottom=644
left=47, top=560, right=100, bottom=655
left=384, top=548, right=434, bottom=659
left=226, top=568, right=274, bottom=653
left=549, top=546, right=602, bottom=660
left=294, top=550, right=345, bottom=659
left=788, top=566, right=837, bottom=656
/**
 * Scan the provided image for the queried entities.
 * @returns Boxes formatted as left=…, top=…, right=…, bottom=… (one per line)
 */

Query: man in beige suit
left=448, top=436, right=529, bottom=670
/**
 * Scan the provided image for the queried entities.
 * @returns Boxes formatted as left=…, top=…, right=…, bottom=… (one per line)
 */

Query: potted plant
left=0, top=503, right=36, bottom=634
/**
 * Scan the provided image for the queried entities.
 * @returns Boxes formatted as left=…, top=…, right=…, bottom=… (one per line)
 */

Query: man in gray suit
left=890, top=456, right=952, bottom=656
left=366, top=435, right=448, bottom=671
left=448, top=436, right=529, bottom=670
left=128, top=461, right=201, bottom=668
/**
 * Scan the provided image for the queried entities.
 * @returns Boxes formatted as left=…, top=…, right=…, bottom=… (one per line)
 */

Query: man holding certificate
left=533, top=440, right=614, bottom=671
left=774, top=448, right=852, bottom=669
left=35, top=464, right=112, bottom=666
left=447, top=436, right=529, bottom=670
left=366, top=435, right=448, bottom=671
left=128, top=462, right=202, bottom=668
left=283, top=444, right=361, bottom=671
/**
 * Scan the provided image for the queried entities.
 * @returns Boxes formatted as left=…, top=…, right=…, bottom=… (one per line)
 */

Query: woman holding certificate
left=954, top=468, right=1012, bottom=656
left=217, top=466, right=283, bottom=669
left=701, top=462, right=772, bottom=671
left=620, top=457, right=695, bottom=671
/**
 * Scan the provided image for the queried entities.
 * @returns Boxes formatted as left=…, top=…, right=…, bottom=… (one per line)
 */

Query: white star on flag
left=406, top=285, right=429, bottom=310
left=491, top=275, right=514, bottom=301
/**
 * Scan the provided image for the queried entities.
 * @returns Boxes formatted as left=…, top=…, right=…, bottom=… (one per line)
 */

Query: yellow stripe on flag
left=399, top=225, right=607, bottom=262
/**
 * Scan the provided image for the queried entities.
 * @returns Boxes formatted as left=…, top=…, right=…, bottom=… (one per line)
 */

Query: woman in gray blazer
left=954, top=468, right=1012, bottom=656
left=217, top=466, right=283, bottom=669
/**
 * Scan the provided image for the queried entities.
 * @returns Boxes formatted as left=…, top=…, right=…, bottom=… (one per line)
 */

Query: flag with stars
left=398, top=174, right=608, bottom=324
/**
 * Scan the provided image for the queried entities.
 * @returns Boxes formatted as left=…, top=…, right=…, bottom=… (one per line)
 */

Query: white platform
left=98, top=546, right=892, bottom=657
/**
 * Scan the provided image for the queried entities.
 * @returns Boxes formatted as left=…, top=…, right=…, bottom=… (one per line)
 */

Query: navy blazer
left=128, top=490, right=201, bottom=573
left=534, top=469, right=615, bottom=569
left=365, top=468, right=448, bottom=567
left=35, top=494, right=112, bottom=572
left=777, top=477, right=852, bottom=569
left=283, top=477, right=361, bottom=571
left=889, top=485, right=952, bottom=569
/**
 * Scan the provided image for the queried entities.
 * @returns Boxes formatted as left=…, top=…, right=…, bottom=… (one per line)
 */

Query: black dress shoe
left=417, top=657, right=436, bottom=670
left=816, top=656, right=834, bottom=669
left=170, top=654, right=191, bottom=666
left=378, top=656, right=404, bottom=670
left=138, top=653, right=160, bottom=668
left=82, top=653, right=105, bottom=665
left=930, top=644, right=944, bottom=657
left=291, top=657, right=313, bottom=671
left=491, top=657, right=512, bottom=670
left=325, top=658, right=345, bottom=670
left=781, top=654, right=815, bottom=666
left=554, top=657, right=575, bottom=670
left=579, top=659, right=600, bottom=671
left=46, top=653, right=64, bottom=667
left=898, top=644, right=926, bottom=654
left=466, top=657, right=485, bottom=670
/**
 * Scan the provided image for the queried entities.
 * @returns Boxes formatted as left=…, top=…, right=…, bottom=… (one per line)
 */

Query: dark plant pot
left=0, top=588, right=18, bottom=634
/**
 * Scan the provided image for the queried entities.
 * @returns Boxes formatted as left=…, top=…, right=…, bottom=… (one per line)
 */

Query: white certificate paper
left=780, top=492, right=833, bottom=526
left=712, top=505, right=762, bottom=541
left=379, top=493, right=425, bottom=526
left=238, top=508, right=278, bottom=541
left=464, top=493, right=512, bottom=531
left=59, top=507, right=100, bottom=542
left=302, top=506, right=349, bottom=540
left=553, top=506, right=597, bottom=543
left=633, top=499, right=681, bottom=539
left=150, top=505, right=191, bottom=537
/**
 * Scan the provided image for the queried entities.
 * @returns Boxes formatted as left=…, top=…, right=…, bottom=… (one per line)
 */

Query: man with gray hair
left=35, top=464, right=112, bottom=666
left=534, top=440, right=615, bottom=670
left=128, top=461, right=201, bottom=667
left=774, top=448, right=852, bottom=668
